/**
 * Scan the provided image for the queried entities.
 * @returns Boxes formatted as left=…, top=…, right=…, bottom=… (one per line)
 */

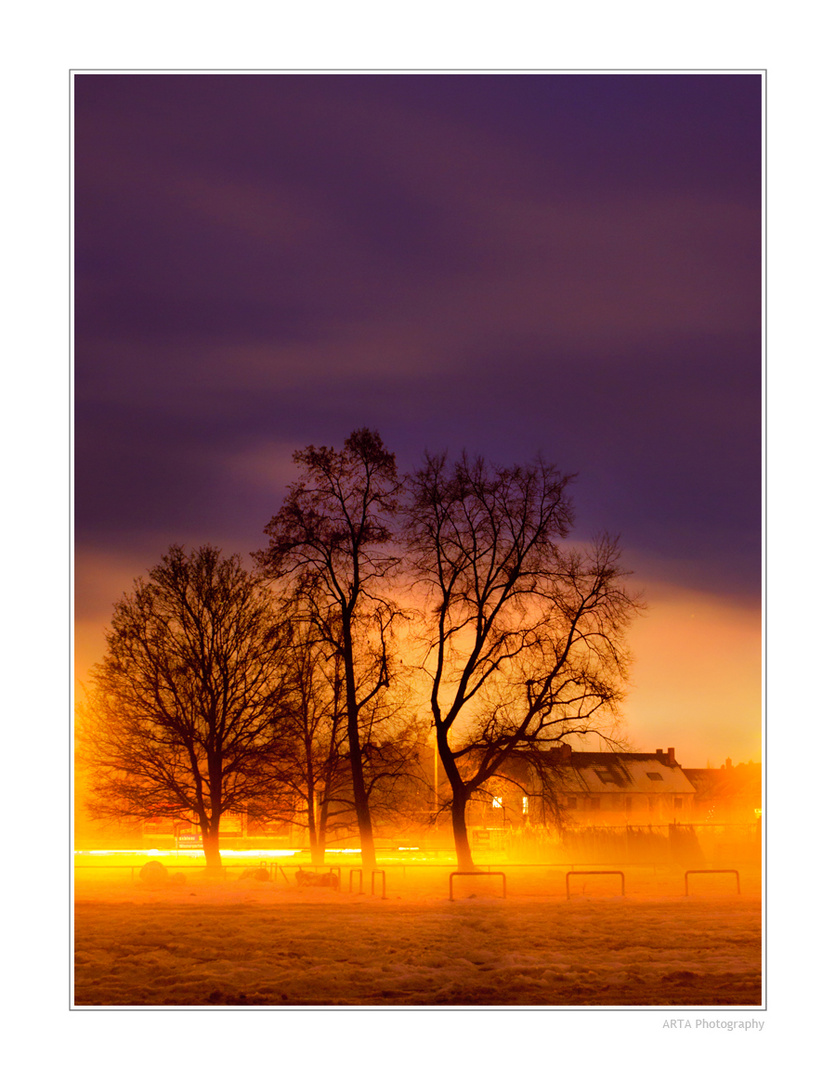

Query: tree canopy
left=80, top=545, right=289, bottom=869
left=406, top=452, right=640, bottom=868
left=80, top=433, right=641, bottom=873
left=256, top=428, right=403, bottom=870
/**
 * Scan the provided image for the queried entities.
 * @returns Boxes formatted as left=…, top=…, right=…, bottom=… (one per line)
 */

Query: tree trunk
left=307, top=795, right=324, bottom=866
left=355, top=798, right=376, bottom=873
left=310, top=836, right=326, bottom=867
left=451, top=791, right=475, bottom=871
left=437, top=723, right=474, bottom=870
left=310, top=804, right=327, bottom=867
left=342, top=620, right=377, bottom=873
left=202, top=825, right=223, bottom=875
left=343, top=726, right=376, bottom=872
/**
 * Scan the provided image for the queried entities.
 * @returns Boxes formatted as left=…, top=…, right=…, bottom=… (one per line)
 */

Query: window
left=674, top=797, right=683, bottom=810
left=625, top=797, right=632, bottom=812
left=522, top=796, right=529, bottom=815
left=646, top=772, right=663, bottom=781
left=566, top=797, right=577, bottom=809
left=595, top=769, right=613, bottom=784
left=492, top=796, right=503, bottom=809
left=587, top=797, right=600, bottom=810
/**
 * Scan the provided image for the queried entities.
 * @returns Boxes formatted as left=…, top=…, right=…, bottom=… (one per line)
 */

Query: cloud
left=73, top=74, right=762, bottom=711
left=76, top=74, right=760, bottom=388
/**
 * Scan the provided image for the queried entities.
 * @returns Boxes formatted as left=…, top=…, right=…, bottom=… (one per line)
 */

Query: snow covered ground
left=74, top=859, right=761, bottom=1007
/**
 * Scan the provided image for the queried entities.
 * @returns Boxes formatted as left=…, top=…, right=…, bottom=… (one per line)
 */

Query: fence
left=503, top=823, right=760, bottom=865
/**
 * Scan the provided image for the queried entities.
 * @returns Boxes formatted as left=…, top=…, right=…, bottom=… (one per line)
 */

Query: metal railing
left=448, top=870, right=507, bottom=901
left=684, top=869, right=740, bottom=895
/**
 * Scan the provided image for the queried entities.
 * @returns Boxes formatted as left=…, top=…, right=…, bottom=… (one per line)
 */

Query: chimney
left=725, top=757, right=732, bottom=770
left=667, top=747, right=676, bottom=766
left=655, top=748, right=664, bottom=757
left=557, top=743, right=572, bottom=764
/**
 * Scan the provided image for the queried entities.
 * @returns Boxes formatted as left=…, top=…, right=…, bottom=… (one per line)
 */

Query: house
left=470, top=745, right=697, bottom=830
left=538, top=745, right=696, bottom=826
left=683, top=759, right=762, bottom=824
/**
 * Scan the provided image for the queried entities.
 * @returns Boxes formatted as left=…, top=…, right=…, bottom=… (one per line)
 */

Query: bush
left=139, top=860, right=168, bottom=885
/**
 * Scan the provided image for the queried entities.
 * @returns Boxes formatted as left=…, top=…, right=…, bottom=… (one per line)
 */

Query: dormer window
left=646, top=772, right=663, bottom=781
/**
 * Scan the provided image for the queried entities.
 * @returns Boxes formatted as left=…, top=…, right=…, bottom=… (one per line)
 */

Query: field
left=74, top=857, right=762, bottom=1008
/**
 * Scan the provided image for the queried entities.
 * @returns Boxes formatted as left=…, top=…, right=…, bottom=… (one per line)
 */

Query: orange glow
left=75, top=566, right=762, bottom=854
left=624, top=582, right=761, bottom=765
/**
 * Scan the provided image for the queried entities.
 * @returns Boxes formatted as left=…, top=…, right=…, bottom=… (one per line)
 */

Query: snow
left=74, top=859, right=761, bottom=1007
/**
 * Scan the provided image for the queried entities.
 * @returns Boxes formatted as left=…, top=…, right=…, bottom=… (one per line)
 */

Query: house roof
left=546, top=752, right=696, bottom=796
left=683, top=764, right=762, bottom=803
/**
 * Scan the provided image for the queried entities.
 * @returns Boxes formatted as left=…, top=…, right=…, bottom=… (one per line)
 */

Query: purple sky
left=74, top=73, right=762, bottom=760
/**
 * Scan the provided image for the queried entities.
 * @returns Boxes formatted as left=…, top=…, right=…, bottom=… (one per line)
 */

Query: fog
left=74, top=850, right=761, bottom=1007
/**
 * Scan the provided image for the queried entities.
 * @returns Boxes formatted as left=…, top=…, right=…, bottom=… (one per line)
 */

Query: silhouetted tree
left=259, top=606, right=426, bottom=861
left=256, top=429, right=400, bottom=872
left=79, top=546, right=289, bottom=871
left=406, top=453, right=640, bottom=870
left=255, top=604, right=351, bottom=865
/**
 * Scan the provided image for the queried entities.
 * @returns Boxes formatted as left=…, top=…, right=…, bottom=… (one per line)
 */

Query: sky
left=73, top=73, right=762, bottom=765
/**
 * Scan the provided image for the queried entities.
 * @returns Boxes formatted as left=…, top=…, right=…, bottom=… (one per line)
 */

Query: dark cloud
left=74, top=72, right=761, bottom=603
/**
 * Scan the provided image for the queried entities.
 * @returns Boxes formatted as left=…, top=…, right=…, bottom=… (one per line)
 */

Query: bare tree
left=79, top=546, right=288, bottom=871
left=255, top=605, right=351, bottom=865
left=406, top=452, right=640, bottom=870
left=256, top=429, right=400, bottom=872
left=260, top=606, right=427, bottom=862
